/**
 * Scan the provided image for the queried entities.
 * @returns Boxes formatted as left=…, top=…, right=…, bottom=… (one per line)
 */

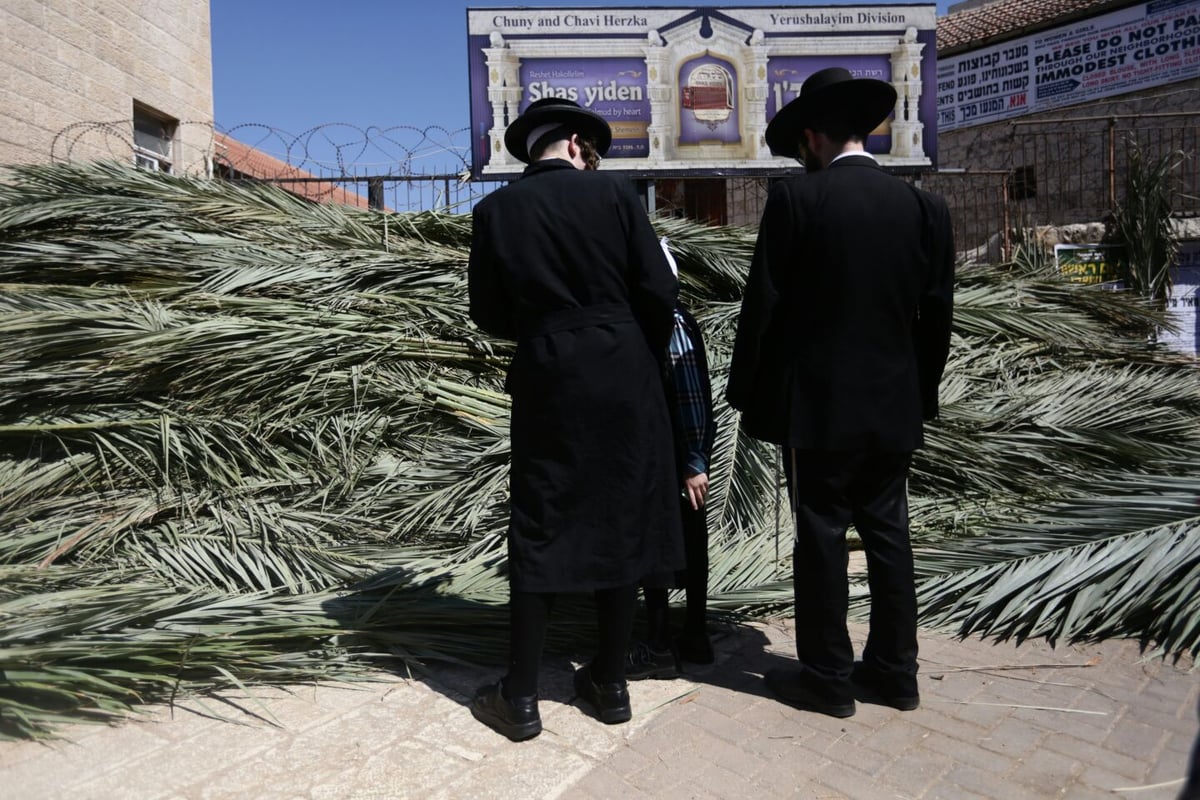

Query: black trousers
left=504, top=584, right=637, bottom=698
left=643, top=499, right=709, bottom=643
left=784, top=448, right=918, bottom=695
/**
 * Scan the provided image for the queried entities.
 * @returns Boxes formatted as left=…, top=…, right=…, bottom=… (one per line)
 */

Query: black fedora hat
left=504, top=97, right=613, bottom=164
left=765, top=67, right=897, bottom=158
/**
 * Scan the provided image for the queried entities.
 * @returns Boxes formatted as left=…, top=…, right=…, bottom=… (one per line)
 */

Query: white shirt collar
left=830, top=150, right=877, bottom=165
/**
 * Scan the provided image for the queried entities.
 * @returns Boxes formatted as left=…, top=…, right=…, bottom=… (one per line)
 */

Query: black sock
left=592, top=584, right=637, bottom=684
left=643, top=587, right=672, bottom=648
left=504, top=590, right=554, bottom=698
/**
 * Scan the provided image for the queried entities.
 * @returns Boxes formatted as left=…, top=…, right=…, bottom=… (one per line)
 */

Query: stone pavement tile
left=1133, top=678, right=1198, bottom=722
left=434, top=742, right=592, bottom=800
left=919, top=729, right=1015, bottom=774
left=922, top=784, right=989, bottom=800
left=1147, top=733, right=1197, bottom=786
left=1124, top=693, right=1200, bottom=744
left=792, top=716, right=880, bottom=757
left=905, top=704, right=992, bottom=742
left=558, top=765, right=651, bottom=800
left=1041, top=729, right=1156, bottom=781
left=1047, top=698, right=1122, bottom=740
left=916, top=671, right=993, bottom=703
left=982, top=673, right=1091, bottom=710
left=856, top=717, right=934, bottom=758
left=60, top=718, right=293, bottom=800
left=810, top=734, right=893, bottom=778
left=600, top=740, right=657, bottom=779
left=1084, top=661, right=1157, bottom=704
left=874, top=743, right=954, bottom=797
left=649, top=747, right=757, bottom=797
left=679, top=697, right=761, bottom=746
left=814, top=762, right=904, bottom=800
left=1074, top=762, right=1177, bottom=799
left=740, top=726, right=827, bottom=763
left=1169, top=725, right=1200, bottom=761
left=622, top=754, right=686, bottom=795
left=971, top=713, right=1046, bottom=758
left=942, top=763, right=1043, bottom=800
left=731, top=694, right=821, bottom=738
left=671, top=725, right=769, bottom=779
left=4, top=720, right=172, bottom=800
left=1006, top=743, right=1086, bottom=796
left=1061, top=785, right=1130, bottom=800
left=933, top=695, right=1016, bottom=730
left=749, top=763, right=828, bottom=798
left=1103, top=715, right=1171, bottom=763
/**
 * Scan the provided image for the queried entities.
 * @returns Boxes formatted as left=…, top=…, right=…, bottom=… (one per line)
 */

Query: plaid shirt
left=667, top=308, right=711, bottom=476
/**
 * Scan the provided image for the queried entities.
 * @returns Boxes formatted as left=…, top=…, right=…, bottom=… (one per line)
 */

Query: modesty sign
left=466, top=6, right=938, bottom=178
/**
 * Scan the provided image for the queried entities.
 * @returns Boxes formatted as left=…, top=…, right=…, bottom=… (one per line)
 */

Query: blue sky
left=211, top=1, right=953, bottom=170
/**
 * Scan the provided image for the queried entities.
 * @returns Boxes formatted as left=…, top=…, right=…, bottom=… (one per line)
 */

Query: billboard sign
left=467, top=6, right=938, bottom=178
left=938, top=0, right=1200, bottom=131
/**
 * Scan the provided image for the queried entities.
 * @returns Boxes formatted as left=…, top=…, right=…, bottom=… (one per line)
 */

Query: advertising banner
left=467, top=6, right=938, bottom=178
left=1055, top=243, right=1119, bottom=285
left=1163, top=240, right=1200, bottom=355
left=938, top=0, right=1200, bottom=131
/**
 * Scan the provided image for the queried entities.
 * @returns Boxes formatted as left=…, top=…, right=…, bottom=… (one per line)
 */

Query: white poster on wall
left=938, top=0, right=1200, bottom=131
left=1162, top=240, right=1200, bottom=355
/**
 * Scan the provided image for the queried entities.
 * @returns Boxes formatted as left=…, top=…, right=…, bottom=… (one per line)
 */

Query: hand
left=683, top=472, right=709, bottom=511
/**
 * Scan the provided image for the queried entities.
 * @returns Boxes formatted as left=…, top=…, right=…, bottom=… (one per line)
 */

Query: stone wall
left=929, top=77, right=1200, bottom=251
left=0, top=0, right=214, bottom=174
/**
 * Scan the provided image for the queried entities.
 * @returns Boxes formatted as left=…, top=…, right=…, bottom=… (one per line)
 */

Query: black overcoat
left=726, top=155, right=955, bottom=452
left=469, top=159, right=685, bottom=592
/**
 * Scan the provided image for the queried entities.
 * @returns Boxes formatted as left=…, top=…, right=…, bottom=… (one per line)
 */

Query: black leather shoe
left=625, top=640, right=679, bottom=680
left=574, top=664, right=632, bottom=724
left=470, top=681, right=542, bottom=741
left=851, top=662, right=920, bottom=711
left=764, top=668, right=856, bottom=718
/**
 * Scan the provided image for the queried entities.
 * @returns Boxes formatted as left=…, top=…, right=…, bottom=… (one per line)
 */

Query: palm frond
left=2, top=161, right=1198, bottom=740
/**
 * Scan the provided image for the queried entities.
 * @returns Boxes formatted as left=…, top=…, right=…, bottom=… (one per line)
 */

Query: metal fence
left=51, top=115, right=1199, bottom=255
left=932, top=112, right=1200, bottom=256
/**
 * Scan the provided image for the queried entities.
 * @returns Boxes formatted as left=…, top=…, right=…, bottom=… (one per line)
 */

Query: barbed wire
left=218, top=123, right=473, bottom=178
left=50, top=120, right=474, bottom=180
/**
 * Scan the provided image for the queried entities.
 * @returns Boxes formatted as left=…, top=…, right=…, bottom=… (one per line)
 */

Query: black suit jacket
left=726, top=155, right=955, bottom=453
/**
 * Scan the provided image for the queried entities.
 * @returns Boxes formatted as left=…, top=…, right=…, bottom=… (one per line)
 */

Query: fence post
left=1001, top=176, right=1011, bottom=262
left=368, top=178, right=385, bottom=211
left=1107, top=117, right=1117, bottom=211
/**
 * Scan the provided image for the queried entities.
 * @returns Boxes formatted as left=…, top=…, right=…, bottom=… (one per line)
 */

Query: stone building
left=0, top=1, right=369, bottom=206
left=1, top=0, right=215, bottom=174
left=933, top=0, right=1199, bottom=248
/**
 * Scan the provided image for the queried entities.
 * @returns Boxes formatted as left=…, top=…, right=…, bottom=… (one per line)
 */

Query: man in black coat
left=727, top=68, right=955, bottom=718
left=468, top=98, right=684, bottom=740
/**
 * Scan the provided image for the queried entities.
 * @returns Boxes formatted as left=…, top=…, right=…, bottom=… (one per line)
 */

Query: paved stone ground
left=3, top=620, right=1196, bottom=800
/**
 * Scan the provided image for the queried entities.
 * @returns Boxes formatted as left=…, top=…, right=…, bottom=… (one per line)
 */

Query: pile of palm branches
left=1, top=162, right=1197, bottom=739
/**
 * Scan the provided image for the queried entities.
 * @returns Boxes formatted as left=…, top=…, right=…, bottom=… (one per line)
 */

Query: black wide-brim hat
left=765, top=67, right=897, bottom=158
left=504, top=98, right=613, bottom=164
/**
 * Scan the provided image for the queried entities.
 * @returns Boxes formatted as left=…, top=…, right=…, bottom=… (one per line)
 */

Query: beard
left=797, top=141, right=823, bottom=172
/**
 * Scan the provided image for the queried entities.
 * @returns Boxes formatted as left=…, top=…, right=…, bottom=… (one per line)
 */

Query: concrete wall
left=1, top=0, right=214, bottom=174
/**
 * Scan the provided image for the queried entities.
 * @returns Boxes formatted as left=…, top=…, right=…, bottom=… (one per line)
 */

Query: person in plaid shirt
left=628, top=243, right=717, bottom=679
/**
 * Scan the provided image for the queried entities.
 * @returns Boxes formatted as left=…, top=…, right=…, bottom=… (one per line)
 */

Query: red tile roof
left=938, top=0, right=1140, bottom=53
left=213, top=132, right=373, bottom=210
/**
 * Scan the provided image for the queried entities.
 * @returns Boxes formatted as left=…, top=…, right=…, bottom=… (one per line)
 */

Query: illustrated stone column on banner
left=889, top=28, right=925, bottom=159
left=744, top=30, right=771, bottom=160
left=484, top=32, right=521, bottom=167
left=643, top=30, right=672, bottom=164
